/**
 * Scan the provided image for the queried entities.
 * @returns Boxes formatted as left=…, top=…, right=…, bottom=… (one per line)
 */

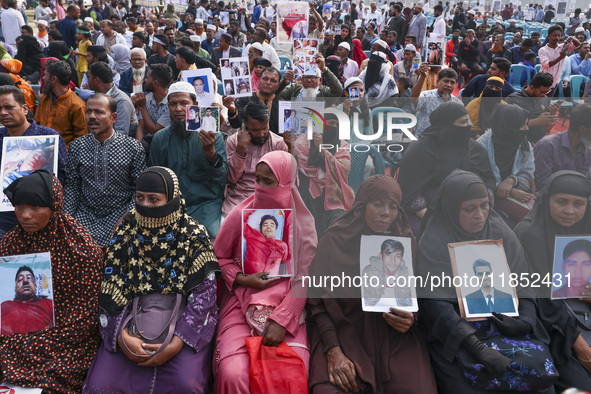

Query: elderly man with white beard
left=119, top=48, right=148, bottom=96
left=278, top=53, right=344, bottom=99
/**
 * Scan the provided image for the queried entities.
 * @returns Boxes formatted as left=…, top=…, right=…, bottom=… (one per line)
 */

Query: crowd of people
left=0, top=0, right=591, bottom=392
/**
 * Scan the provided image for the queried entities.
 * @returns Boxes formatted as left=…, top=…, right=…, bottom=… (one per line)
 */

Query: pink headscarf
left=352, top=38, right=367, bottom=67
left=213, top=151, right=317, bottom=335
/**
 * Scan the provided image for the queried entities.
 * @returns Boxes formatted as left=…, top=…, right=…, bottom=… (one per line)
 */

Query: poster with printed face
left=276, top=1, right=309, bottom=43
left=242, top=209, right=293, bottom=277
left=551, top=236, right=591, bottom=299
left=180, top=69, right=215, bottom=107
left=556, top=1, right=568, bottom=18
left=278, top=101, right=324, bottom=135
left=449, top=240, right=519, bottom=321
left=0, top=252, right=54, bottom=336
left=186, top=105, right=201, bottom=132
left=360, top=235, right=418, bottom=313
left=220, top=57, right=252, bottom=98
left=200, top=106, right=220, bottom=133
left=0, top=135, right=59, bottom=212
left=293, top=39, right=319, bottom=77
left=220, top=11, right=230, bottom=25
left=322, top=4, right=333, bottom=18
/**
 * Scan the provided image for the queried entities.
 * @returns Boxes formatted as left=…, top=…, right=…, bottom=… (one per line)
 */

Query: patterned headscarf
left=99, top=166, right=219, bottom=315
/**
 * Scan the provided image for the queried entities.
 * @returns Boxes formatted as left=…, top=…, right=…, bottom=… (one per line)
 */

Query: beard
left=301, top=87, right=319, bottom=98
left=251, top=133, right=270, bottom=146
left=133, top=66, right=146, bottom=83
left=170, top=119, right=192, bottom=139
left=42, top=79, right=53, bottom=95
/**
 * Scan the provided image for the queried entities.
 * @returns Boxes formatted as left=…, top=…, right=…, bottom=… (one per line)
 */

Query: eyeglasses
left=302, top=76, right=319, bottom=80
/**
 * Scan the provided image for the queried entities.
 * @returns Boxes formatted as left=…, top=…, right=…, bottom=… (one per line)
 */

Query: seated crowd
left=1, top=0, right=591, bottom=393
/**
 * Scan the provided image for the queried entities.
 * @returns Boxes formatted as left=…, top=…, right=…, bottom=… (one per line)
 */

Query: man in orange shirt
left=34, top=59, right=87, bottom=148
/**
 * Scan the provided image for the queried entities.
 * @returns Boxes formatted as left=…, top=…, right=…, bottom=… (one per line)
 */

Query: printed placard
left=449, top=240, right=519, bottom=321
left=242, top=209, right=293, bottom=277
left=551, top=236, right=591, bottom=299
left=276, top=1, right=309, bottom=43
left=220, top=56, right=252, bottom=98
left=360, top=235, right=418, bottom=313
left=425, top=37, right=445, bottom=65
left=0, top=252, right=54, bottom=335
left=180, top=68, right=216, bottom=106
left=0, top=135, right=59, bottom=212
left=293, top=39, right=319, bottom=77
left=278, top=101, right=324, bottom=135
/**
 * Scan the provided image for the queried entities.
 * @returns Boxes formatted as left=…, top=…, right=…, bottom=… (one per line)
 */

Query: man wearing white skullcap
left=34, top=19, right=49, bottom=46
left=201, top=23, right=218, bottom=55
left=148, top=81, right=228, bottom=238
left=394, top=44, right=420, bottom=88
left=337, top=42, right=359, bottom=79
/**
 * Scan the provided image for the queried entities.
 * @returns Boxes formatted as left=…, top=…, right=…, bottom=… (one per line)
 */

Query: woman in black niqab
left=397, top=102, right=496, bottom=236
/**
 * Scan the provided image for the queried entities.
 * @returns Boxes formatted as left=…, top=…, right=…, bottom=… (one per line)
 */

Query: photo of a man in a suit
left=465, top=259, right=516, bottom=315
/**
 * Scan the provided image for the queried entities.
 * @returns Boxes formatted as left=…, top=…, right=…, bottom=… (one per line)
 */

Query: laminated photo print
left=425, top=37, right=445, bottom=65
left=199, top=106, right=220, bottom=133
left=551, top=236, right=591, bottom=299
left=0, top=135, right=59, bottom=212
left=220, top=57, right=252, bottom=98
left=0, top=252, right=54, bottom=335
left=186, top=105, right=201, bottom=132
left=180, top=69, right=215, bottom=106
left=449, top=240, right=519, bottom=321
left=278, top=101, right=324, bottom=135
left=360, top=235, right=418, bottom=313
left=242, top=209, right=293, bottom=277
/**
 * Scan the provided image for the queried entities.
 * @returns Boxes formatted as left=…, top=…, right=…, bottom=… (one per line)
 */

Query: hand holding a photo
left=283, top=70, right=295, bottom=83
left=327, top=347, right=360, bottom=392
left=198, top=130, right=217, bottom=160
left=235, top=272, right=282, bottom=290
left=383, top=308, right=415, bottom=333
left=222, top=95, right=236, bottom=114
left=490, top=312, right=532, bottom=336
left=261, top=320, right=286, bottom=347
left=315, top=53, right=326, bottom=72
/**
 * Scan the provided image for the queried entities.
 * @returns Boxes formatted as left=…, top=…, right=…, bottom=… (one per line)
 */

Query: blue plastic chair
left=364, top=50, right=371, bottom=57
left=347, top=144, right=386, bottom=193
left=279, top=56, right=292, bottom=70
left=458, top=88, right=464, bottom=98
left=535, top=64, right=541, bottom=74
left=510, top=64, right=531, bottom=89
left=570, top=75, right=589, bottom=104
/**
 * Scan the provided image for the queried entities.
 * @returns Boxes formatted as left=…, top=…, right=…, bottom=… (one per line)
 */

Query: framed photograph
left=348, top=86, right=360, bottom=98
left=220, top=57, right=252, bottom=98
left=276, top=1, right=309, bottom=43
left=199, top=106, right=220, bottom=133
left=449, top=240, right=519, bottom=321
left=322, top=4, right=333, bottom=18
left=360, top=235, right=418, bottom=313
left=0, top=135, right=59, bottom=212
left=186, top=105, right=201, bottom=132
left=180, top=69, right=215, bottom=107
left=551, top=236, right=591, bottom=299
left=0, top=252, right=54, bottom=335
left=242, top=209, right=293, bottom=277
left=219, top=11, right=230, bottom=25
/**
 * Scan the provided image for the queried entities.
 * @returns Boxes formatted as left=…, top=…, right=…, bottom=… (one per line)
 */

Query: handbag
left=245, top=337, right=308, bottom=394
left=565, top=299, right=591, bottom=345
left=456, top=331, right=558, bottom=391
left=118, top=293, right=186, bottom=358
left=494, top=171, right=535, bottom=221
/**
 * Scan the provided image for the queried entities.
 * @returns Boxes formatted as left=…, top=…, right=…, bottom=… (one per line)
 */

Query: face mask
left=482, top=86, right=503, bottom=98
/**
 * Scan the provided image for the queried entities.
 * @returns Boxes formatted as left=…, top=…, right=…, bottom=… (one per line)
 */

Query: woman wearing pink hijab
left=352, top=38, right=368, bottom=67
left=212, top=151, right=318, bottom=393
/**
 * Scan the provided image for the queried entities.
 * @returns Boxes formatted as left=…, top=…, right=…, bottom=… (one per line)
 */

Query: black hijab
left=364, top=52, right=386, bottom=93
left=490, top=104, right=529, bottom=180
left=417, top=170, right=548, bottom=361
left=15, top=35, right=45, bottom=76
left=514, top=171, right=591, bottom=365
left=477, top=77, right=504, bottom=131
left=398, top=102, right=496, bottom=208
left=4, top=170, right=53, bottom=208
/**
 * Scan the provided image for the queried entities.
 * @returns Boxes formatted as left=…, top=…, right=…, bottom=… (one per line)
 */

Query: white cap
left=575, top=27, right=585, bottom=33
left=374, top=51, right=387, bottom=60
left=207, top=24, right=216, bottom=31
left=190, top=35, right=202, bottom=42
left=447, top=15, right=454, bottom=20
left=510, top=18, right=516, bottom=22
left=84, top=17, right=94, bottom=23
left=404, top=44, right=417, bottom=52
left=196, top=18, right=204, bottom=23
left=344, top=76, right=362, bottom=89
left=36, top=19, right=48, bottom=26
left=250, top=42, right=264, bottom=53
left=166, top=81, right=196, bottom=100
left=338, top=42, right=351, bottom=51
left=468, top=9, right=476, bottom=15
left=374, top=39, right=388, bottom=49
